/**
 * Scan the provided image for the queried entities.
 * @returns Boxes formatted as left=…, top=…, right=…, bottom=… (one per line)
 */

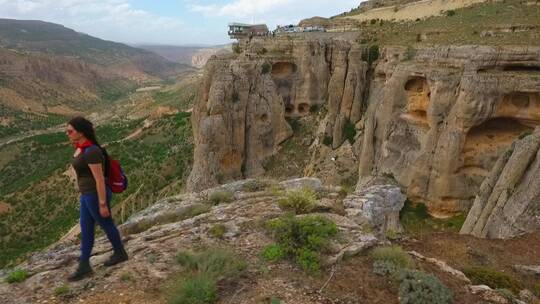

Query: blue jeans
left=79, top=188, right=124, bottom=262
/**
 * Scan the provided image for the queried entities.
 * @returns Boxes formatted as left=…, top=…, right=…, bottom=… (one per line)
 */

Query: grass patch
left=371, top=245, right=412, bottom=278
left=168, top=248, right=247, bottom=304
left=462, top=266, right=521, bottom=294
left=5, top=269, right=29, bottom=283
left=277, top=187, right=318, bottom=214
left=209, top=224, right=227, bottom=239
left=263, top=214, right=338, bottom=274
left=54, top=284, right=70, bottom=296
left=242, top=179, right=270, bottom=192
left=205, top=190, right=234, bottom=205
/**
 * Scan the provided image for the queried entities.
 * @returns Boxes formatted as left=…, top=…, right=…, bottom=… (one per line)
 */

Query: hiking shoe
left=103, top=248, right=128, bottom=267
left=68, top=261, right=93, bottom=281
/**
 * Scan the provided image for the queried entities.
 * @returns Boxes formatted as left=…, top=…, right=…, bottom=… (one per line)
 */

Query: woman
left=66, top=117, right=128, bottom=281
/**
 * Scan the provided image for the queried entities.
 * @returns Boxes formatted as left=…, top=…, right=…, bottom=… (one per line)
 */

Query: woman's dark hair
left=68, top=116, right=110, bottom=175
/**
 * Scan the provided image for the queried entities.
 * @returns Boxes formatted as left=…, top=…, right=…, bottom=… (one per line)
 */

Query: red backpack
left=107, top=157, right=128, bottom=193
left=84, top=145, right=128, bottom=193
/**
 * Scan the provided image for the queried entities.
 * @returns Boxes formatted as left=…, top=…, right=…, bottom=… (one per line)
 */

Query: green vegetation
left=5, top=269, right=29, bottom=283
left=404, top=46, right=416, bottom=61
left=54, top=284, right=71, bottom=296
left=398, top=270, right=453, bottom=304
left=343, top=119, right=357, bottom=144
left=0, top=106, right=67, bottom=140
left=262, top=214, right=338, bottom=274
left=120, top=272, right=133, bottom=282
left=322, top=136, right=333, bottom=147
left=399, top=200, right=465, bottom=235
left=361, top=44, right=380, bottom=65
left=351, top=0, right=540, bottom=46
left=0, top=111, right=194, bottom=268
left=168, top=248, right=246, bottom=304
left=462, top=266, right=521, bottom=294
left=205, top=190, right=234, bottom=205
left=242, top=179, right=270, bottom=192
left=277, top=187, right=317, bottom=214
left=262, top=62, right=272, bottom=74
left=371, top=246, right=412, bottom=270
left=209, top=224, right=227, bottom=239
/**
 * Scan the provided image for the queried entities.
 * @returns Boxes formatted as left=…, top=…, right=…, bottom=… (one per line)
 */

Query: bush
left=263, top=214, right=338, bottom=273
left=261, top=244, right=286, bottom=262
left=371, top=246, right=412, bottom=269
left=120, top=272, right=133, bottom=282
left=262, top=63, right=272, bottom=74
left=206, top=190, right=234, bottom=205
left=277, top=187, right=317, bottom=214
left=168, top=275, right=217, bottom=304
left=5, top=269, right=28, bottom=283
left=209, top=224, right=226, bottom=239
left=462, top=266, right=521, bottom=293
left=242, top=180, right=269, bottom=192
left=446, top=10, right=456, bottom=17
left=398, top=270, right=453, bottom=304
left=54, top=284, right=70, bottom=296
left=404, top=46, right=416, bottom=61
left=343, top=119, right=357, bottom=144
left=169, top=249, right=247, bottom=304
left=232, top=43, right=241, bottom=54
left=322, top=136, right=333, bottom=147
left=373, top=260, right=400, bottom=277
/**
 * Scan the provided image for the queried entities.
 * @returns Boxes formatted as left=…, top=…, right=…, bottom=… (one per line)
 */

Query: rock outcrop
left=0, top=178, right=380, bottom=303
left=187, top=38, right=369, bottom=192
left=358, top=45, right=540, bottom=216
left=188, top=35, right=540, bottom=218
left=460, top=128, right=540, bottom=238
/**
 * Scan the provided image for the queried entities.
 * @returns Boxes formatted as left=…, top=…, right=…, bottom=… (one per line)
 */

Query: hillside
left=0, top=19, right=194, bottom=140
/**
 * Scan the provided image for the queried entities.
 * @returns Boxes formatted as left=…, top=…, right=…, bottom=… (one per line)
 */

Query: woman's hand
left=99, top=204, right=111, bottom=218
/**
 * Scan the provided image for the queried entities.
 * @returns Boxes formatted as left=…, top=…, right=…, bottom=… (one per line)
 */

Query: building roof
left=228, top=22, right=267, bottom=27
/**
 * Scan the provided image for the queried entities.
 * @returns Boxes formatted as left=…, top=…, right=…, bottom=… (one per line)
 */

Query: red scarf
left=76, top=139, right=94, bottom=151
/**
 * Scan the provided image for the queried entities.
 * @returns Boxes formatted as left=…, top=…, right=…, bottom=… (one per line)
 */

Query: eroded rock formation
left=187, top=38, right=369, bottom=191
left=189, top=38, right=540, bottom=220
left=460, top=128, right=540, bottom=238
left=359, top=46, right=540, bottom=216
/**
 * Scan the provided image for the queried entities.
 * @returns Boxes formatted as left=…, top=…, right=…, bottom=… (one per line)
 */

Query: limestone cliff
left=188, top=37, right=540, bottom=221
left=187, top=38, right=369, bottom=192
left=460, top=128, right=540, bottom=239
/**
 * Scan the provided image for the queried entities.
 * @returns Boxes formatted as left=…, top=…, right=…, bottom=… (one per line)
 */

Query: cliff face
left=361, top=46, right=540, bottom=216
left=188, top=38, right=540, bottom=220
left=187, top=38, right=369, bottom=191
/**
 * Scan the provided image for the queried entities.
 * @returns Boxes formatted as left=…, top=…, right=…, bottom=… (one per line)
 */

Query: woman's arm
left=89, top=163, right=110, bottom=218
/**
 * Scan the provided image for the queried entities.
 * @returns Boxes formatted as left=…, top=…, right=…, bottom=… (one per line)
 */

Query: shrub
left=277, top=187, right=317, bottom=214
left=262, top=63, right=272, bottom=74
left=371, top=246, right=412, bottom=269
left=269, top=297, right=282, bottom=304
left=185, top=204, right=212, bottom=218
left=169, top=249, right=247, bottom=304
left=446, top=10, right=456, bottom=17
left=264, top=214, right=338, bottom=273
left=496, top=289, right=516, bottom=302
left=261, top=244, right=286, bottom=262
left=206, top=190, right=234, bottom=205
left=232, top=43, right=241, bottom=54
left=398, top=270, right=453, bottom=304
left=54, top=284, right=70, bottom=296
left=5, top=269, right=28, bottom=283
left=209, top=224, right=226, bottom=239
left=373, top=260, right=400, bottom=277
left=462, top=266, right=521, bottom=293
left=168, top=275, right=217, bottom=304
left=343, top=119, right=357, bottom=144
left=120, top=272, right=133, bottom=282
left=242, top=180, right=269, bottom=192
left=322, top=136, right=333, bottom=146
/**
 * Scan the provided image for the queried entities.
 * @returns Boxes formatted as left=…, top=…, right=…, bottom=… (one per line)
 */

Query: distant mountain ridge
left=0, top=19, right=192, bottom=133
left=138, top=44, right=231, bottom=68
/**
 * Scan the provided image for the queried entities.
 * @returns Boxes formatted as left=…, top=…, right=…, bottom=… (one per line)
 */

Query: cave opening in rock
left=461, top=117, right=534, bottom=176
left=402, top=76, right=430, bottom=127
